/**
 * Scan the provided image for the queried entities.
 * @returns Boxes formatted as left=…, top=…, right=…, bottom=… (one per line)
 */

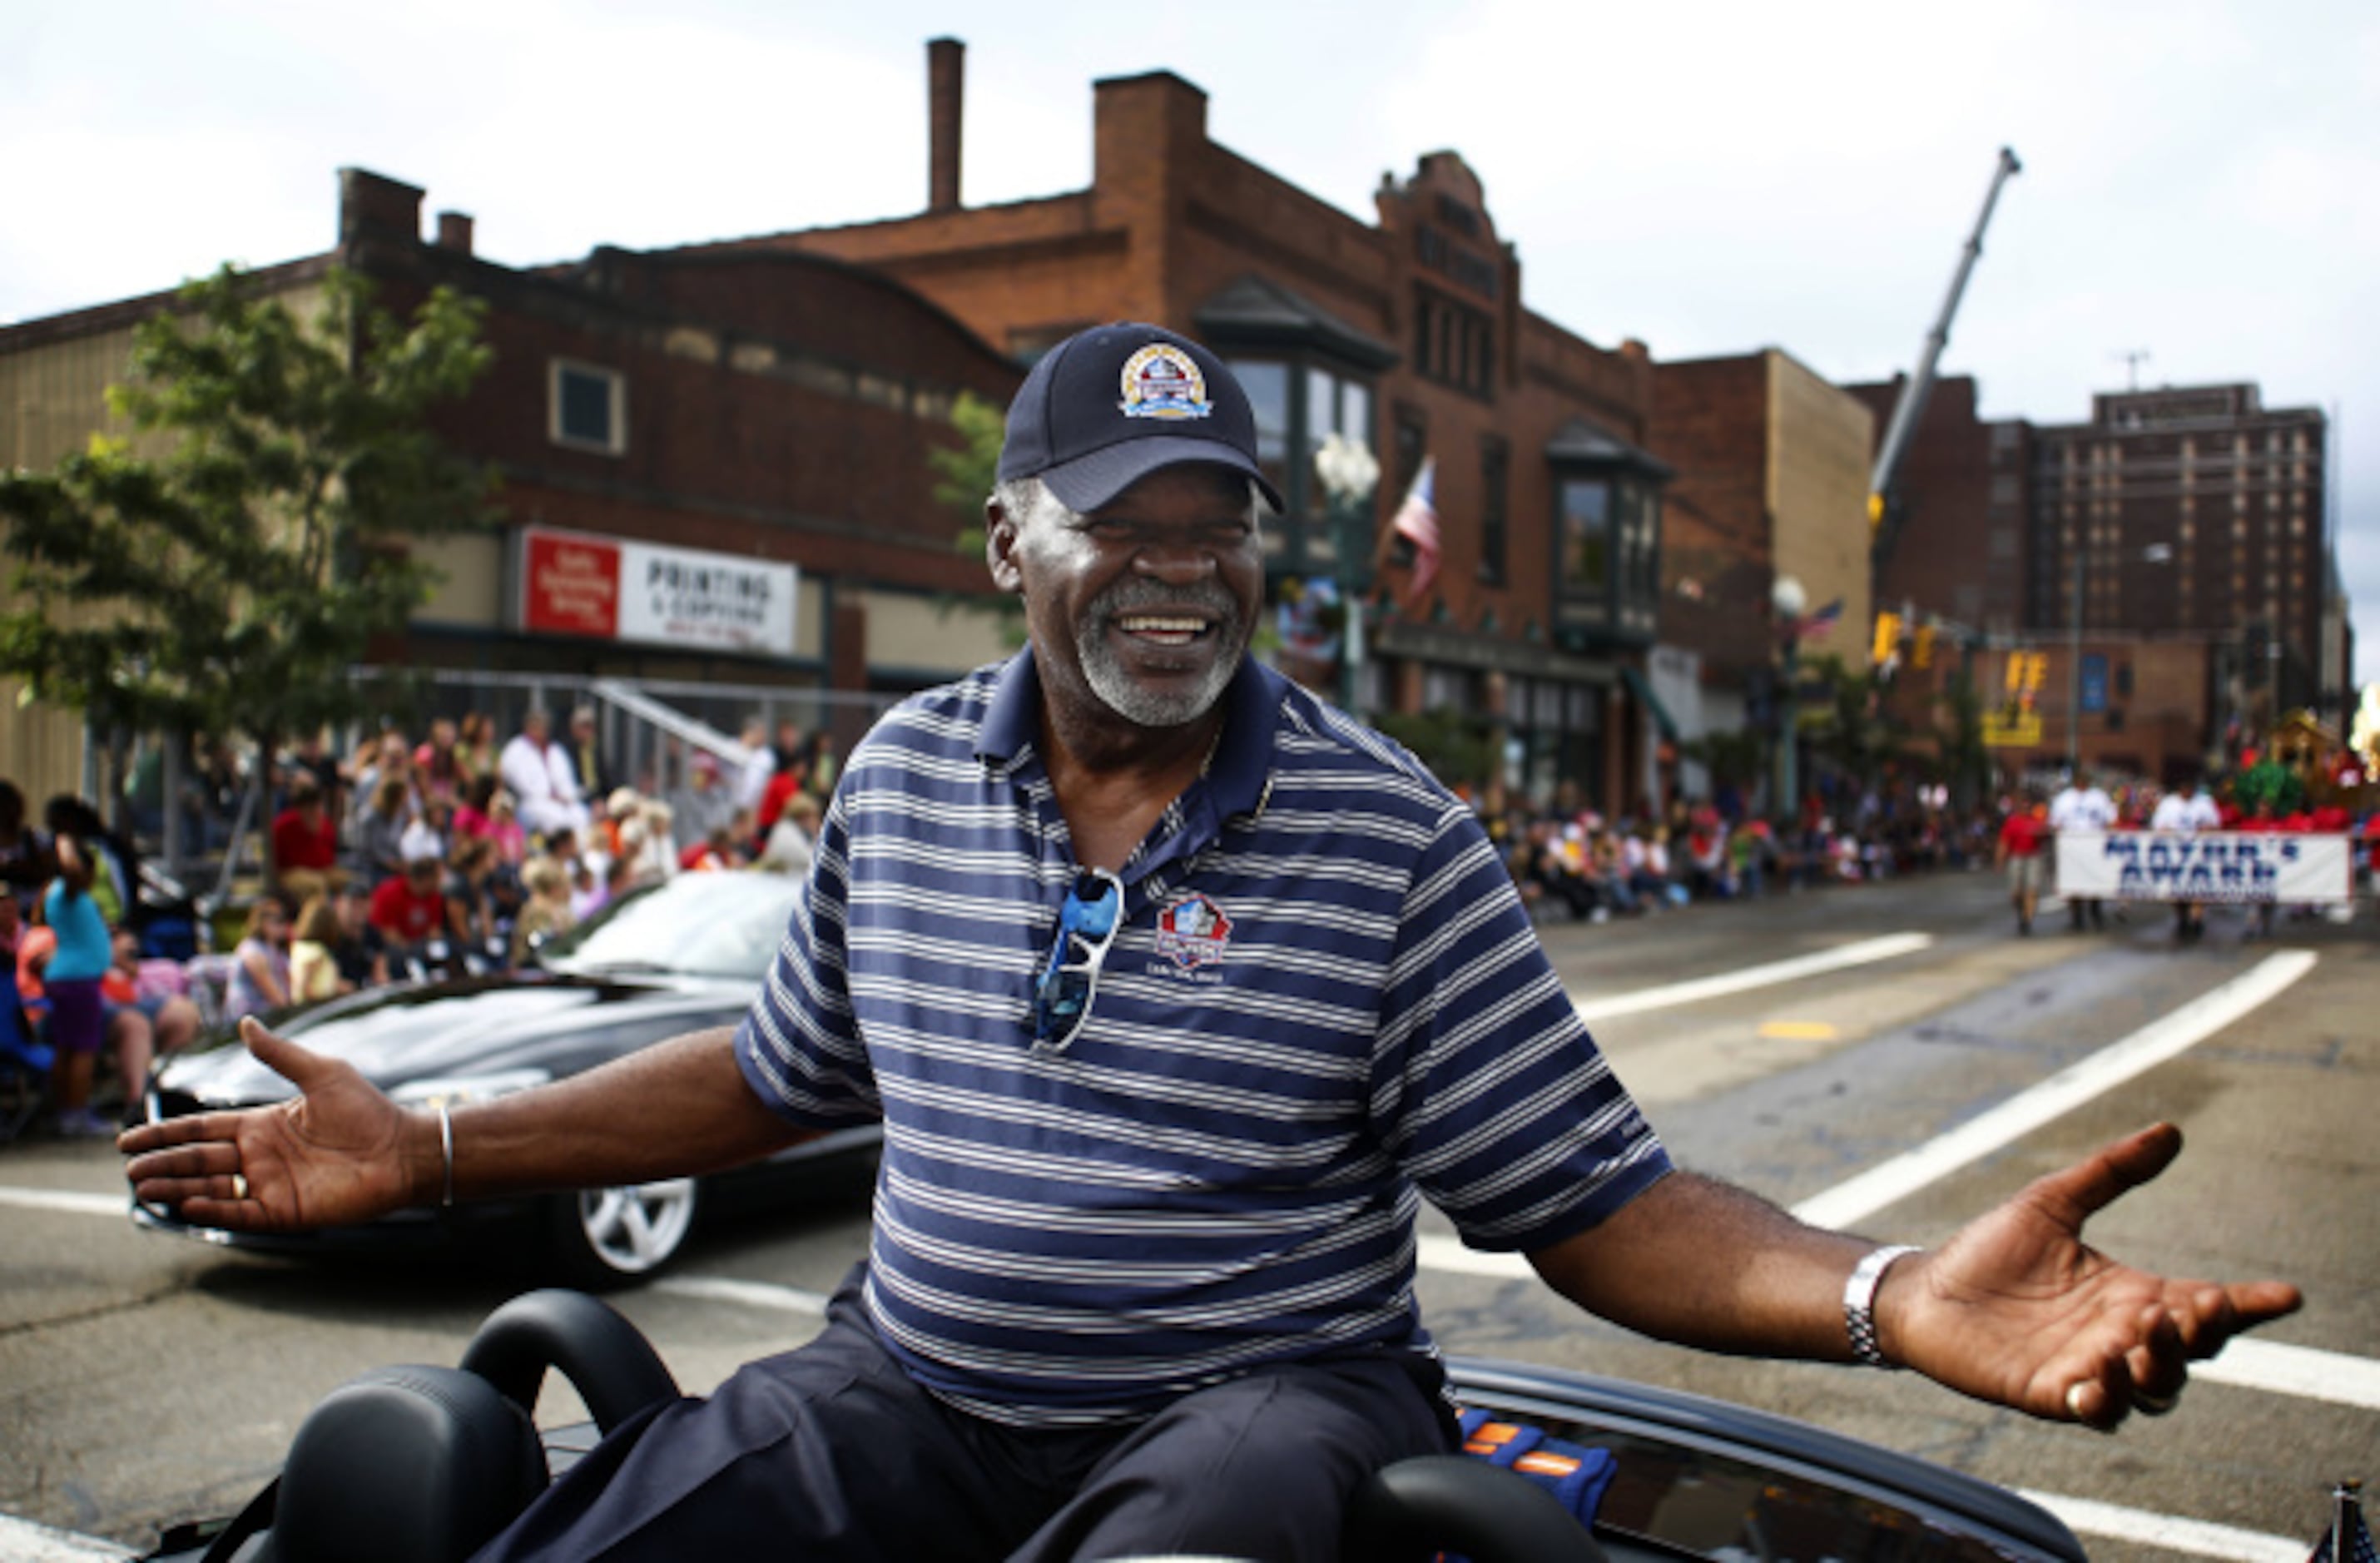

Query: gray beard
left=1077, top=579, right=1242, bottom=728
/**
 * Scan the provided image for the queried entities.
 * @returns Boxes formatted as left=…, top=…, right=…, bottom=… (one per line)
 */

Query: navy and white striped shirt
left=735, top=651, right=1669, bottom=1427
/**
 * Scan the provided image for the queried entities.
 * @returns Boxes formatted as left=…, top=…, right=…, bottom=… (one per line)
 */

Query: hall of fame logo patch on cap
left=1118, top=343, right=1213, bottom=421
left=1154, top=891, right=1232, bottom=969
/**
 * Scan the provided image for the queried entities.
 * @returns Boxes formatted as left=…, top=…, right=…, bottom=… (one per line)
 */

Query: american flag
left=2307, top=1482, right=2376, bottom=1563
left=1789, top=597, right=1844, bottom=640
left=1391, top=456, right=1440, bottom=606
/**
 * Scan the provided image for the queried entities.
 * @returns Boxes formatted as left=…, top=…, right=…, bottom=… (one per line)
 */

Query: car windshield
left=538, top=872, right=804, bottom=981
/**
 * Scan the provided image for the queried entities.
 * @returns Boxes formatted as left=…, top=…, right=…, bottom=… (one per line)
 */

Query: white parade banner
left=2056, top=832, right=2354, bottom=905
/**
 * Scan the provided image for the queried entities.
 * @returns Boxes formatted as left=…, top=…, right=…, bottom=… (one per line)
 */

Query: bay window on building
left=1547, top=419, right=1670, bottom=654
left=1197, top=275, right=1396, bottom=582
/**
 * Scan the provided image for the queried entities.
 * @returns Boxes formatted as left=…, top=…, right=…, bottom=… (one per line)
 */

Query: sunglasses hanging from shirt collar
left=1032, top=868, right=1124, bottom=1052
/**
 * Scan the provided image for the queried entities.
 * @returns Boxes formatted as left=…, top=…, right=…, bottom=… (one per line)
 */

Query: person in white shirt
left=2048, top=771, right=2120, bottom=930
left=498, top=709, right=592, bottom=844
left=732, top=716, right=776, bottom=815
left=2149, top=777, right=2221, bottom=941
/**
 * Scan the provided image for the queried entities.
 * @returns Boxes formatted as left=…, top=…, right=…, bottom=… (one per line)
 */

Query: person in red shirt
left=1994, top=787, right=2050, bottom=935
left=270, top=775, right=349, bottom=906
left=368, top=851, right=447, bottom=975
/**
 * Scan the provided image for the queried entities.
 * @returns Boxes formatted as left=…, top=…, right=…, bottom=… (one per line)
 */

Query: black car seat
left=202, top=1289, right=680, bottom=1563
left=1344, top=1454, right=1611, bottom=1563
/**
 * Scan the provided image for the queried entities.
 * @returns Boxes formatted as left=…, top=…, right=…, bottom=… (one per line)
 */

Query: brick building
left=1838, top=375, right=2346, bottom=784
left=1649, top=349, right=1873, bottom=697
left=2027, top=385, right=2338, bottom=737
left=1844, top=375, right=2030, bottom=639
left=0, top=168, right=1022, bottom=800
left=699, top=40, right=1672, bottom=811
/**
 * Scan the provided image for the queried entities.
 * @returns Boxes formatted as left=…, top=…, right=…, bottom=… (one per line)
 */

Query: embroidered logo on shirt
left=1154, top=892, right=1232, bottom=970
left=1118, top=344, right=1213, bottom=421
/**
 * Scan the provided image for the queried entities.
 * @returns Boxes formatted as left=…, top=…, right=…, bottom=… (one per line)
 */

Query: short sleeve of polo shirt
left=1365, top=801, right=1670, bottom=1253
left=734, top=796, right=880, bottom=1128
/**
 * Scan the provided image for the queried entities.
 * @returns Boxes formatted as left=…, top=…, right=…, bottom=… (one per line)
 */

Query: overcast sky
left=7, top=0, right=2375, bottom=686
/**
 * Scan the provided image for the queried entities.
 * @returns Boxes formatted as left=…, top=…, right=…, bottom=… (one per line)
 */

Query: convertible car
left=128, top=1290, right=2086, bottom=1563
left=132, top=871, right=878, bottom=1287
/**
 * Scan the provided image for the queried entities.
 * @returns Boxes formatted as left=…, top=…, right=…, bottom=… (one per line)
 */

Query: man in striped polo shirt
left=126, top=324, right=2300, bottom=1562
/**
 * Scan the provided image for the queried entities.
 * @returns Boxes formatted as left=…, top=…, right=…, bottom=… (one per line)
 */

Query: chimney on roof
left=435, top=211, right=475, bottom=255
left=928, top=37, right=964, bottom=212
left=338, top=167, right=424, bottom=250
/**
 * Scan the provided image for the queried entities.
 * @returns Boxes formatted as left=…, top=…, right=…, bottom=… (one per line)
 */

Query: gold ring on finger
left=231, top=1172, right=249, bottom=1201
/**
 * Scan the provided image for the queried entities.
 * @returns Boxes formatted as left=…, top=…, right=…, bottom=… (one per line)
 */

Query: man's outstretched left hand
left=1882, top=1123, right=2303, bottom=1430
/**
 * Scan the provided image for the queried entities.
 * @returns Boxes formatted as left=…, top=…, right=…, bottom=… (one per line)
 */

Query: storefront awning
left=1620, top=663, right=1680, bottom=743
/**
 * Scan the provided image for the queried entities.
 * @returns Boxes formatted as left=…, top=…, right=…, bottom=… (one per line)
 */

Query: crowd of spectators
left=1, top=707, right=836, bottom=1137
left=1478, top=780, right=2001, bottom=924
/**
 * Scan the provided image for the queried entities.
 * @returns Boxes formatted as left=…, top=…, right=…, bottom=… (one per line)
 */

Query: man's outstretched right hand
left=120, top=1017, right=436, bottom=1233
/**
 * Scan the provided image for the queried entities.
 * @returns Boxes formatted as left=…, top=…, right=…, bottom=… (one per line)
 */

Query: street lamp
left=1313, top=433, right=1382, bottom=712
left=1771, top=573, right=1807, bottom=823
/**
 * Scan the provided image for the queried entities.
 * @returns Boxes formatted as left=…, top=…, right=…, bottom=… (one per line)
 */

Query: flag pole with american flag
left=1388, top=456, right=1441, bottom=609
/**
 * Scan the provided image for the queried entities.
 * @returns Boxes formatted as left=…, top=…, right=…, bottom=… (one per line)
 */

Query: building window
left=1478, top=437, right=1509, bottom=585
left=1231, top=360, right=1292, bottom=506
left=1413, top=285, right=1494, bottom=399
left=1307, top=365, right=1375, bottom=476
left=1561, top=478, right=1611, bottom=595
left=551, top=360, right=626, bottom=454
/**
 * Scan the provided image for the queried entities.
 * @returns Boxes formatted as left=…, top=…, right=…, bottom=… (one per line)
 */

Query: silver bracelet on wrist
left=1844, top=1244, right=1921, bottom=1368
left=437, top=1102, right=455, bottom=1208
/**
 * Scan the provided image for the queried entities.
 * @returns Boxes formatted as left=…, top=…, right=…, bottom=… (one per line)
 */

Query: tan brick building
left=1646, top=351, right=1872, bottom=805
left=698, top=42, right=1673, bottom=811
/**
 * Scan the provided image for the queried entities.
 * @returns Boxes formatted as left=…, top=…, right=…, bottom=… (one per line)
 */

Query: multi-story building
left=699, top=40, right=1673, bottom=811
left=2028, top=384, right=2333, bottom=736
left=1648, top=351, right=1873, bottom=801
left=1843, top=375, right=2030, bottom=638
left=0, top=168, right=1023, bottom=801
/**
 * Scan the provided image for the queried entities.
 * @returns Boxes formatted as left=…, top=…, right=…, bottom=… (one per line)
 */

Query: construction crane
left=1867, top=146, right=2022, bottom=570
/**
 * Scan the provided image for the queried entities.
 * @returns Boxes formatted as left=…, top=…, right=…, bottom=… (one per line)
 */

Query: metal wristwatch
left=1844, top=1244, right=1921, bottom=1368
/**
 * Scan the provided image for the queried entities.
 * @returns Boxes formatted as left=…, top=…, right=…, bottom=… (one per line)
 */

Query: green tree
left=1801, top=653, right=1915, bottom=792
left=930, top=390, right=1007, bottom=558
left=929, top=390, right=1025, bottom=643
left=0, top=264, right=493, bottom=854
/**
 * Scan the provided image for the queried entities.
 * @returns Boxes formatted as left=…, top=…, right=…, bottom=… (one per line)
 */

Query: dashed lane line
left=0, top=1515, right=133, bottom=1562
left=2019, top=1489, right=2305, bottom=1563
left=0, top=1185, right=128, bottom=1218
left=1788, top=950, right=2318, bottom=1229
left=1572, top=933, right=1933, bottom=1022
left=652, top=1273, right=832, bottom=1316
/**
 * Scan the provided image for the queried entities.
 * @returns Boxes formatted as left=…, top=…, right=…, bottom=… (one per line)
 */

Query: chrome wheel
left=569, top=1178, right=697, bottom=1279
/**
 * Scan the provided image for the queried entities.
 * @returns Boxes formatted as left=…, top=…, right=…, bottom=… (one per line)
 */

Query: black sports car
left=133, top=871, right=876, bottom=1286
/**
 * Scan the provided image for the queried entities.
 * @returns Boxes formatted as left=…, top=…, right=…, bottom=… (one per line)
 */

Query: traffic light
left=1871, top=611, right=1902, bottom=667
left=1912, top=624, right=1936, bottom=669
left=2022, top=652, right=2047, bottom=692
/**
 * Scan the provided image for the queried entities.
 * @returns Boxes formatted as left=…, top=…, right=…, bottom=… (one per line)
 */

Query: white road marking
left=0, top=1186, right=129, bottom=1218
left=1416, top=1233, right=1530, bottom=1280
left=2192, top=1337, right=2380, bottom=1411
left=1574, top=933, right=1934, bottom=1022
left=0, top=1513, right=134, bottom=1561
left=653, top=1273, right=831, bottom=1316
left=1789, top=950, right=2318, bottom=1229
left=2019, top=1489, right=2305, bottom=1563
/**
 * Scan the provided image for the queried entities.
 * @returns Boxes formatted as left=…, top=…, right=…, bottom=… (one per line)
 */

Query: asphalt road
left=2, top=868, right=2372, bottom=1560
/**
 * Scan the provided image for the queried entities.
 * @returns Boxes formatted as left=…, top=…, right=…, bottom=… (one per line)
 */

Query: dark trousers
left=474, top=1271, right=1455, bottom=1563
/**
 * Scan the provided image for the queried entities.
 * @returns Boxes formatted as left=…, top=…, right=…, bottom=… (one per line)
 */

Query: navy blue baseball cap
left=997, top=322, right=1284, bottom=515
